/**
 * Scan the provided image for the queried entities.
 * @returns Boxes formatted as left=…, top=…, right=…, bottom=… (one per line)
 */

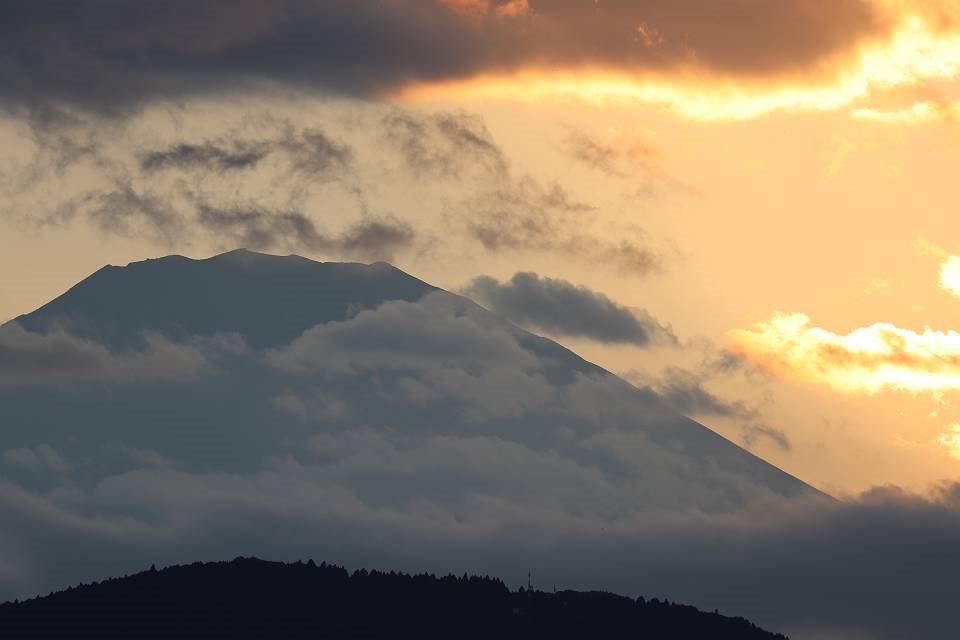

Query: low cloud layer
left=0, top=323, right=242, bottom=387
left=0, top=278, right=956, bottom=638
left=462, top=272, right=676, bottom=346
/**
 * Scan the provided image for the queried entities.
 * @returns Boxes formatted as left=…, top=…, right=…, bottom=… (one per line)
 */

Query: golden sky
left=3, top=0, right=960, bottom=497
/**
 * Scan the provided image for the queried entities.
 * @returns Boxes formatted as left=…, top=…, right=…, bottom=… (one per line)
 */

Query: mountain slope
left=0, top=558, right=788, bottom=639
left=0, top=249, right=823, bottom=605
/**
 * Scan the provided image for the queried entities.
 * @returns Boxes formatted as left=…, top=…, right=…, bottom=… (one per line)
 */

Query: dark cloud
left=462, top=272, right=677, bottom=346
left=1, top=274, right=955, bottom=638
left=464, top=179, right=663, bottom=276
left=381, top=110, right=508, bottom=179
left=741, top=424, right=792, bottom=452
left=141, top=142, right=271, bottom=172
left=197, top=206, right=416, bottom=261
left=0, top=0, right=890, bottom=111
left=640, top=366, right=759, bottom=419
left=0, top=323, right=242, bottom=387
left=141, top=129, right=352, bottom=175
left=563, top=129, right=656, bottom=178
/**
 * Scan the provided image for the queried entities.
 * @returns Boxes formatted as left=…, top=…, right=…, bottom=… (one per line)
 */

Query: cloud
left=0, top=323, right=239, bottom=387
left=938, top=253, right=960, bottom=298
left=1, top=444, right=71, bottom=475
left=381, top=110, right=508, bottom=179
left=266, top=292, right=541, bottom=376
left=728, top=311, right=960, bottom=395
left=8, top=286, right=950, bottom=638
left=0, top=0, right=901, bottom=116
left=141, top=141, right=271, bottom=172
left=563, top=129, right=656, bottom=178
left=632, top=366, right=758, bottom=419
left=463, top=179, right=663, bottom=276
left=196, top=207, right=416, bottom=261
left=462, top=272, right=676, bottom=346
left=740, top=425, right=792, bottom=452
left=0, top=446, right=959, bottom=638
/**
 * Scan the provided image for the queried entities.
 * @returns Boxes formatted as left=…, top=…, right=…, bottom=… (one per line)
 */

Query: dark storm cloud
left=0, top=0, right=891, bottom=111
left=462, top=272, right=677, bottom=346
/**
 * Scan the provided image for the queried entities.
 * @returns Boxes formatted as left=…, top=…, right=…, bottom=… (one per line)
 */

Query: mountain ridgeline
left=0, top=558, right=788, bottom=639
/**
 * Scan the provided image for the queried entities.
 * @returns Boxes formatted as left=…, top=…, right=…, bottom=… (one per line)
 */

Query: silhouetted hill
left=0, top=558, right=787, bottom=639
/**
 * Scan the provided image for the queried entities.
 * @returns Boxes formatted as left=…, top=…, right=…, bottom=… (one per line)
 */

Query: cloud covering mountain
left=1, top=250, right=959, bottom=639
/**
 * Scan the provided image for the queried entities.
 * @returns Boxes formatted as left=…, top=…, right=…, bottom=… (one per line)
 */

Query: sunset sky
left=3, top=0, right=960, bottom=500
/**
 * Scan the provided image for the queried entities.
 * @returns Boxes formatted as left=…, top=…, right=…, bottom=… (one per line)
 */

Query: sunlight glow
left=398, top=15, right=960, bottom=120
left=938, top=423, right=960, bottom=459
left=939, top=255, right=960, bottom=298
left=728, top=312, right=960, bottom=395
left=852, top=100, right=960, bottom=123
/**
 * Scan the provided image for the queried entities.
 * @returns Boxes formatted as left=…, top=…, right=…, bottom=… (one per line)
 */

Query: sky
left=3, top=3, right=960, bottom=634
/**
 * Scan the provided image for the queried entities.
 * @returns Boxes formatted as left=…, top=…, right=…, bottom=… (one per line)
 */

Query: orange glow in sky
left=399, top=14, right=960, bottom=120
left=729, top=312, right=960, bottom=395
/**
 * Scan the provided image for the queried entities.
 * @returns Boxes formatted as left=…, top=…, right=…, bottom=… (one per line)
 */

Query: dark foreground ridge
left=0, top=557, right=787, bottom=639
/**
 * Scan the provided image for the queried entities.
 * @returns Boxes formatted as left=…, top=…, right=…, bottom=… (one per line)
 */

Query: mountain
left=0, top=249, right=822, bottom=605
left=0, top=558, right=788, bottom=639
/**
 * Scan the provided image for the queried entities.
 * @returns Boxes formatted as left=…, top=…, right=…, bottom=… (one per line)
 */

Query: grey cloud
left=635, top=366, right=759, bottom=420
left=2, top=283, right=941, bottom=638
left=141, top=128, right=353, bottom=175
left=381, top=110, right=508, bottom=179
left=0, top=451, right=957, bottom=639
left=462, top=272, right=677, bottom=346
left=464, top=179, right=663, bottom=276
left=741, top=424, right=792, bottom=452
left=280, top=128, right=354, bottom=175
left=1, top=444, right=71, bottom=475
left=0, top=322, right=241, bottom=387
left=563, top=129, right=655, bottom=178
left=197, top=206, right=416, bottom=261
left=266, top=292, right=541, bottom=376
left=141, top=141, right=271, bottom=172
left=0, top=1, right=889, bottom=111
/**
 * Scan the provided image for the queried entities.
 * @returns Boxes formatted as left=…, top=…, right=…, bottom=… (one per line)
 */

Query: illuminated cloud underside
left=938, top=423, right=960, bottom=459
left=939, top=255, right=960, bottom=298
left=728, top=312, right=960, bottom=395
left=400, top=16, right=960, bottom=120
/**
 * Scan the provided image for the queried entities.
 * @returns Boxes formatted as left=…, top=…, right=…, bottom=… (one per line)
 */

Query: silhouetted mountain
left=0, top=250, right=826, bottom=606
left=15, top=249, right=438, bottom=350
left=0, top=558, right=788, bottom=639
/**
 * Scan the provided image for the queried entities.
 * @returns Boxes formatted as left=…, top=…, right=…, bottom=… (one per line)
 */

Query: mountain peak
left=14, top=249, right=433, bottom=349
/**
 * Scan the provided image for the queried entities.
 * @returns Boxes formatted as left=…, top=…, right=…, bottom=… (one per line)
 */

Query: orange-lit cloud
left=437, top=0, right=530, bottom=22
left=938, top=423, right=960, bottom=459
left=728, top=312, right=960, bottom=395
left=853, top=100, right=960, bottom=123
left=914, top=239, right=960, bottom=298
left=402, top=11, right=960, bottom=120
left=939, top=255, right=960, bottom=298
